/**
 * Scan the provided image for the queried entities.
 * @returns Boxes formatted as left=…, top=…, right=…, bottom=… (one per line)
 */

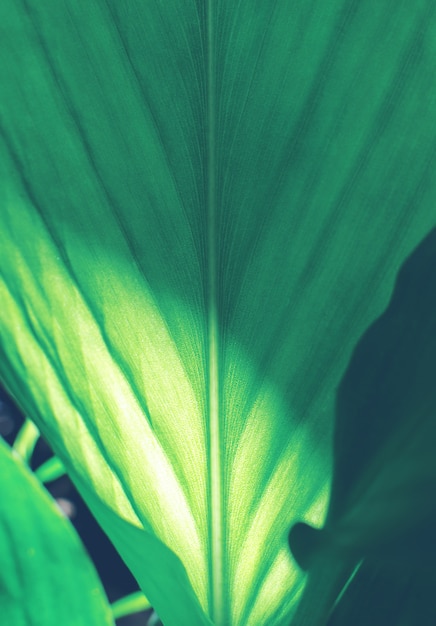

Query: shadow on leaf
left=289, top=227, right=436, bottom=624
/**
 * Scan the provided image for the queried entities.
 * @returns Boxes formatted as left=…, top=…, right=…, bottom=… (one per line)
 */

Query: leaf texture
left=1, top=2, right=436, bottom=625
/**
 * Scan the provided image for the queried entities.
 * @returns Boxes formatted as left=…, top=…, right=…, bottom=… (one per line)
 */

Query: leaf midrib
left=206, top=2, right=224, bottom=624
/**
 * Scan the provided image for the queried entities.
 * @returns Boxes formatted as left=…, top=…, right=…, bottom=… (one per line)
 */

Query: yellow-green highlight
left=13, top=418, right=40, bottom=464
left=35, top=456, right=66, bottom=483
left=111, top=591, right=151, bottom=620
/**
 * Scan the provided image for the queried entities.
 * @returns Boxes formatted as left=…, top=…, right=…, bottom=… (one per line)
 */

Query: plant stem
left=111, top=590, right=151, bottom=620
left=13, top=417, right=39, bottom=463
left=35, top=455, right=66, bottom=483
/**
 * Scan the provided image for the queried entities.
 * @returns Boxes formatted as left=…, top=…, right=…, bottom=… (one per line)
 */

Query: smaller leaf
left=111, top=591, right=151, bottom=620
left=12, top=417, right=39, bottom=463
left=35, top=455, right=66, bottom=483
left=0, top=437, right=114, bottom=626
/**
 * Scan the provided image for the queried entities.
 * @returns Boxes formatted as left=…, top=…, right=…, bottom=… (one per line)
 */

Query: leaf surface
left=0, top=438, right=114, bottom=626
left=1, top=2, right=436, bottom=625
left=289, top=228, right=436, bottom=625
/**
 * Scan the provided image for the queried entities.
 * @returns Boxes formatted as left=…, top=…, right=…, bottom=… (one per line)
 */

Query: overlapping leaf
left=1, top=2, right=436, bottom=624
left=0, top=438, right=114, bottom=626
left=289, top=228, right=436, bottom=625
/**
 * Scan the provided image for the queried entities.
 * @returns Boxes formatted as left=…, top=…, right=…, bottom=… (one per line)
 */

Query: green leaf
left=325, top=558, right=436, bottom=626
left=12, top=417, right=40, bottom=463
left=0, top=437, right=114, bottom=626
left=0, top=2, right=436, bottom=625
left=111, top=591, right=151, bottom=621
left=289, top=228, right=436, bottom=625
left=329, top=228, right=436, bottom=558
left=35, top=455, right=67, bottom=483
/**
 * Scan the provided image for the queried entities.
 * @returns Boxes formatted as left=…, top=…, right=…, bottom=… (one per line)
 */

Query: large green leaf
left=0, top=437, right=114, bottom=626
left=0, top=2, right=436, bottom=624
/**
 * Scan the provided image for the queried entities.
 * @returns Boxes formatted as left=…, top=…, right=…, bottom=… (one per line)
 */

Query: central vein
left=206, top=1, right=224, bottom=624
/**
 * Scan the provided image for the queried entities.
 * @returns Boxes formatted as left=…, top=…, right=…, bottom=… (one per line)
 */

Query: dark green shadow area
left=289, top=227, right=436, bottom=624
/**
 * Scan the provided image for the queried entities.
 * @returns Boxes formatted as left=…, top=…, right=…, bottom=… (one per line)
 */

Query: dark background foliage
left=0, top=385, right=152, bottom=626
